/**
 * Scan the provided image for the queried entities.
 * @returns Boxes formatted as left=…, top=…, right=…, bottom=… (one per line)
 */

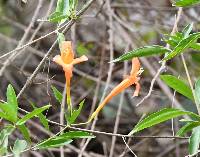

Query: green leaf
left=174, top=0, right=200, bottom=7
left=12, top=139, right=27, bottom=157
left=6, top=84, right=18, bottom=110
left=16, top=105, right=51, bottom=125
left=48, top=0, right=70, bottom=23
left=51, top=86, right=63, bottom=104
left=160, top=75, right=194, bottom=101
left=182, top=23, right=193, bottom=38
left=6, top=84, right=18, bottom=121
left=58, top=131, right=95, bottom=139
left=0, top=125, right=15, bottom=140
left=48, top=11, right=69, bottom=23
left=163, top=32, right=200, bottom=61
left=176, top=121, right=200, bottom=136
left=195, top=78, right=200, bottom=106
left=0, top=125, right=14, bottom=146
left=56, top=0, right=70, bottom=13
left=35, top=131, right=94, bottom=150
left=111, top=45, right=171, bottom=63
left=71, top=0, right=78, bottom=10
left=190, top=43, right=200, bottom=51
left=0, top=102, right=17, bottom=122
left=0, top=111, right=12, bottom=122
left=67, top=100, right=84, bottom=125
left=163, top=35, right=179, bottom=48
left=17, top=124, right=31, bottom=143
left=189, top=126, right=200, bottom=155
left=35, top=138, right=72, bottom=149
left=129, top=108, right=200, bottom=135
left=30, top=103, right=50, bottom=131
left=38, top=113, right=50, bottom=131
left=0, top=125, right=15, bottom=155
left=163, top=32, right=183, bottom=48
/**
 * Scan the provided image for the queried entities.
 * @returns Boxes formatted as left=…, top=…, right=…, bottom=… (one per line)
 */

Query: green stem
left=66, top=79, right=72, bottom=116
left=181, top=54, right=200, bottom=115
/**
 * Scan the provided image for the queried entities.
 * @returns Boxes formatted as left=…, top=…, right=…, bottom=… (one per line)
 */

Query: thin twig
left=0, top=33, right=44, bottom=57
left=0, top=0, right=44, bottom=76
left=171, top=90, right=177, bottom=136
left=78, top=0, right=114, bottom=156
left=181, top=54, right=200, bottom=114
left=122, top=137, right=137, bottom=157
left=109, top=45, right=128, bottom=157
left=20, top=0, right=55, bottom=70
left=111, top=3, right=178, bottom=11
left=68, top=126, right=188, bottom=139
left=60, top=85, right=67, bottom=157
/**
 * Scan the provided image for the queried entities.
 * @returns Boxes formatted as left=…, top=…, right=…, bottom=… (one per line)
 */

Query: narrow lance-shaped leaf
left=17, top=124, right=31, bottom=143
left=111, top=45, right=171, bottom=63
left=182, top=23, right=193, bottom=38
left=0, top=102, right=17, bottom=122
left=195, top=78, right=200, bottom=106
left=163, top=33, right=182, bottom=48
left=58, top=131, right=95, bottom=139
left=71, top=0, right=78, bottom=10
left=67, top=100, right=84, bottom=125
left=48, top=0, right=70, bottom=23
left=163, top=32, right=200, bottom=61
left=129, top=108, right=200, bottom=135
left=48, top=12, right=69, bottom=23
left=16, top=105, right=51, bottom=125
left=174, top=0, right=200, bottom=7
left=6, top=84, right=18, bottom=121
left=35, top=138, right=73, bottom=150
left=189, top=126, right=200, bottom=155
left=176, top=121, right=200, bottom=137
left=0, top=126, right=15, bottom=146
left=160, top=75, right=194, bottom=101
left=12, top=139, right=27, bottom=157
left=35, top=131, right=94, bottom=150
left=0, top=125, right=15, bottom=156
left=30, top=103, right=50, bottom=131
left=51, top=86, right=63, bottom=104
left=6, top=84, right=18, bottom=110
left=190, top=43, right=200, bottom=51
left=0, top=109, right=13, bottom=122
left=56, top=0, right=70, bottom=13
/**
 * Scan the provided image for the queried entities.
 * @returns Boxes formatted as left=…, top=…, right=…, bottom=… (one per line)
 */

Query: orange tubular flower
left=88, top=57, right=142, bottom=122
left=53, top=41, right=88, bottom=113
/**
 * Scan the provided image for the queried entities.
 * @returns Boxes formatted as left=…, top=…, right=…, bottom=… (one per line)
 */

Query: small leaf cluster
left=111, top=23, right=200, bottom=63
left=48, top=0, right=79, bottom=23
left=0, top=84, right=94, bottom=156
left=0, top=85, right=50, bottom=156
